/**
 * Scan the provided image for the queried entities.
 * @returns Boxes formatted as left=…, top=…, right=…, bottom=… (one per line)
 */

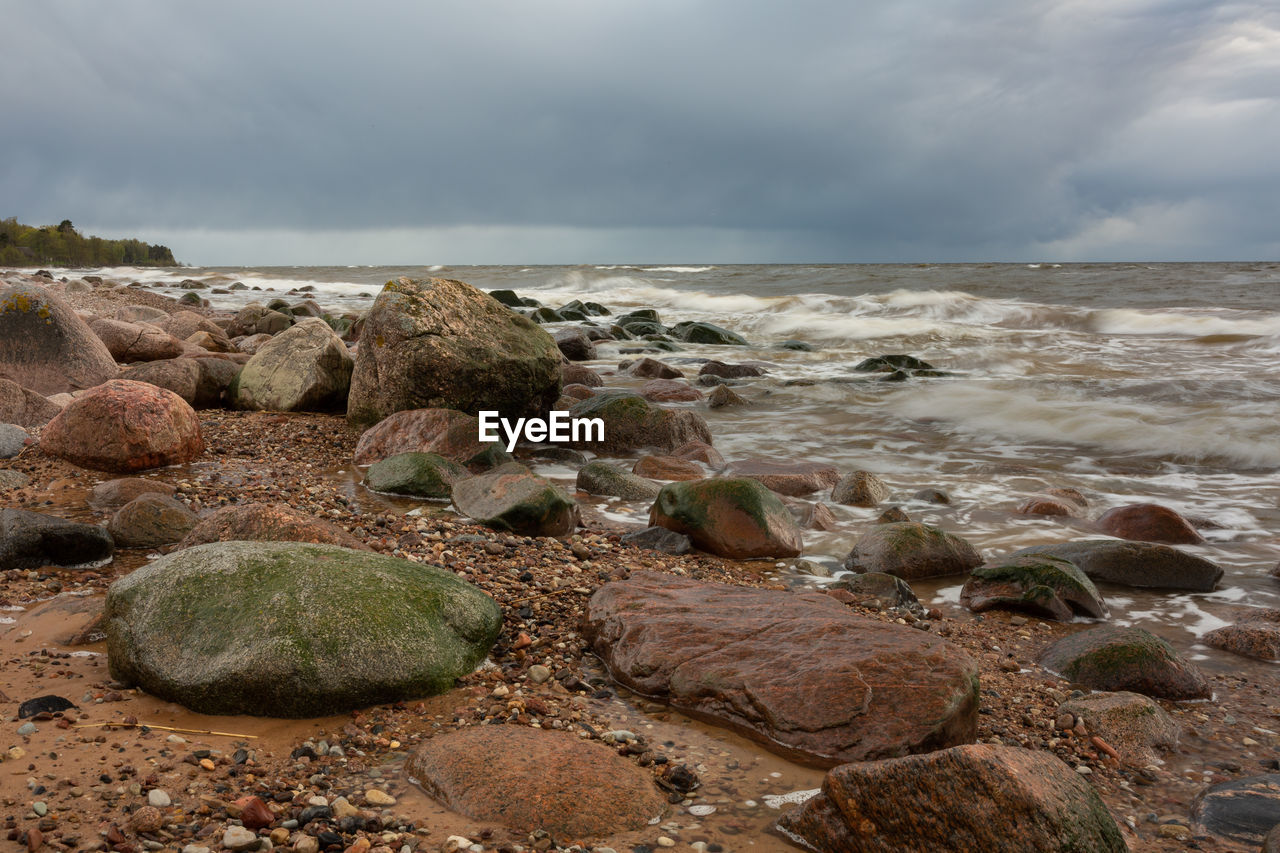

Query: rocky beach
left=2, top=264, right=1280, bottom=853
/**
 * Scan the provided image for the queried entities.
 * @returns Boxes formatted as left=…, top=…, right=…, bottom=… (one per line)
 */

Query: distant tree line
left=0, top=218, right=177, bottom=267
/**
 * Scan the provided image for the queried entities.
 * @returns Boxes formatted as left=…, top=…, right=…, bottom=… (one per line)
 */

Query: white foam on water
left=763, top=789, right=822, bottom=809
left=1090, top=308, right=1280, bottom=337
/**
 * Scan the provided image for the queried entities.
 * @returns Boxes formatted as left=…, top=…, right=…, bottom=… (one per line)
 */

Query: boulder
left=87, top=318, right=184, bottom=363
left=362, top=452, right=469, bottom=499
left=842, top=522, right=982, bottom=580
left=831, top=470, right=891, bottom=507
left=669, top=321, right=748, bottom=345
left=699, top=360, right=765, bottom=379
left=575, top=461, right=662, bottom=501
left=0, top=509, right=114, bottom=570
left=633, top=455, right=705, bottom=481
left=830, top=572, right=920, bottom=611
left=230, top=318, right=354, bottom=412
left=625, top=357, right=683, bottom=379
left=639, top=378, right=704, bottom=402
left=620, top=525, right=692, bottom=555
left=567, top=391, right=711, bottom=455
left=649, top=477, right=802, bottom=559
left=561, top=363, right=603, bottom=387
left=776, top=744, right=1127, bottom=853
left=1056, top=691, right=1180, bottom=767
left=1038, top=625, right=1211, bottom=700
left=347, top=277, right=562, bottom=428
left=1016, top=488, right=1089, bottom=518
left=226, top=304, right=294, bottom=337
left=159, top=311, right=233, bottom=346
left=1096, top=503, right=1203, bottom=544
left=552, top=327, right=596, bottom=361
left=452, top=464, right=578, bottom=537
left=1192, top=774, right=1280, bottom=847
left=0, top=378, right=63, bottom=428
left=107, top=494, right=198, bottom=548
left=960, top=554, right=1107, bottom=621
left=177, top=503, right=369, bottom=551
left=1203, top=609, right=1280, bottom=660
left=671, top=440, right=724, bottom=467
left=114, top=305, right=170, bottom=324
left=40, top=380, right=204, bottom=473
left=232, top=333, right=275, bottom=355
left=584, top=572, right=979, bottom=765
left=561, top=383, right=594, bottom=400
left=0, top=283, right=118, bottom=394
left=1010, top=540, right=1222, bottom=591
left=721, top=459, right=840, bottom=497
left=352, top=408, right=488, bottom=467
left=707, top=384, right=747, bottom=408
left=0, top=423, right=28, bottom=458
left=89, top=478, right=177, bottom=511
left=185, top=330, right=239, bottom=354
left=798, top=501, right=839, bottom=531
left=0, top=470, right=30, bottom=490
left=120, top=357, right=240, bottom=409
left=105, top=541, right=503, bottom=716
left=406, top=726, right=666, bottom=838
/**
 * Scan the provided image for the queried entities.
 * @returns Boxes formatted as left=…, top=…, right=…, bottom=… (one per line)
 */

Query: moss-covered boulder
left=452, top=464, right=578, bottom=537
left=363, top=452, right=469, bottom=499
left=843, top=522, right=982, bottom=580
left=105, top=541, right=502, bottom=717
left=669, top=321, right=748, bottom=345
left=1038, top=625, right=1211, bottom=700
left=568, top=391, right=711, bottom=455
left=649, top=477, right=802, bottom=559
left=961, top=555, right=1107, bottom=621
left=1011, top=540, right=1222, bottom=592
left=1056, top=691, right=1180, bottom=767
left=347, top=278, right=562, bottom=427
left=229, top=318, right=353, bottom=412
left=575, top=461, right=662, bottom=501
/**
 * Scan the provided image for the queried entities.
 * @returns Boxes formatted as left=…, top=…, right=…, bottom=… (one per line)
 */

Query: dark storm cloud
left=3, top=0, right=1278, bottom=261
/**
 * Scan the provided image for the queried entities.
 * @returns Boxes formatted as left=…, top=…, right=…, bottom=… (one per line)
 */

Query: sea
left=77, top=261, right=1280, bottom=667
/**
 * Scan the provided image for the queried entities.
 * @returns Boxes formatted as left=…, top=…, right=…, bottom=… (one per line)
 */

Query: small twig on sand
left=74, top=722, right=257, bottom=739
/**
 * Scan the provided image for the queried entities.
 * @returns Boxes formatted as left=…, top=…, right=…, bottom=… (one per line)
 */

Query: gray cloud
left=4, top=0, right=1278, bottom=262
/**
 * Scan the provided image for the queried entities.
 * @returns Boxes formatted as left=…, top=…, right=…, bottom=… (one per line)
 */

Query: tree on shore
left=0, top=218, right=177, bottom=267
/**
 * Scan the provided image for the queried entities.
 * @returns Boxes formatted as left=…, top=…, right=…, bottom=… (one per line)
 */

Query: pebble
left=687, top=804, right=716, bottom=816
left=32, top=802, right=47, bottom=817
left=167, top=734, right=187, bottom=743
left=222, top=826, right=259, bottom=851
left=199, top=758, right=216, bottom=771
left=331, top=796, right=360, bottom=819
left=364, top=789, right=396, bottom=806
left=148, top=788, right=172, bottom=808
left=182, top=846, right=211, bottom=853
left=17, top=722, right=36, bottom=736
left=294, top=837, right=319, bottom=853
left=527, top=664, right=552, bottom=684
left=656, top=837, right=676, bottom=847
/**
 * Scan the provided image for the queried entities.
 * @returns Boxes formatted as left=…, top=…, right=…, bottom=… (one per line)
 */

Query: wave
left=890, top=382, right=1280, bottom=468
left=1090, top=308, right=1280, bottom=337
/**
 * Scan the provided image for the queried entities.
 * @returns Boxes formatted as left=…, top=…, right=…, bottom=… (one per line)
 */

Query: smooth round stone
left=0, top=423, right=28, bottom=458
left=17, top=722, right=36, bottom=736
left=32, top=802, right=47, bottom=817
left=147, top=788, right=172, bottom=808
left=527, top=664, right=552, bottom=684
left=222, top=826, right=259, bottom=852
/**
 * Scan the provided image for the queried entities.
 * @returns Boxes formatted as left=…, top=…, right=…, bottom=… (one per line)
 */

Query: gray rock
left=843, top=522, right=982, bottom=580
left=222, top=826, right=260, bottom=852
left=147, top=788, right=172, bottom=808
left=961, top=554, right=1107, bottom=621
left=0, top=378, right=63, bottom=428
left=831, top=571, right=920, bottom=610
left=105, top=541, right=503, bottom=716
left=108, top=494, right=199, bottom=548
left=620, top=525, right=692, bottom=555
left=0, top=509, right=114, bottom=570
left=0, top=470, right=31, bottom=490
left=1038, top=625, right=1211, bottom=700
left=576, top=461, right=662, bottom=501
left=363, top=452, right=469, bottom=499
left=452, top=464, right=578, bottom=537
left=0, top=423, right=28, bottom=458
left=230, top=318, right=353, bottom=412
left=1011, top=540, right=1223, bottom=592
left=1192, top=774, right=1280, bottom=846
left=0, top=283, right=119, bottom=394
left=831, top=470, right=891, bottom=506
left=707, top=384, right=747, bottom=408
left=1057, top=691, right=1179, bottom=766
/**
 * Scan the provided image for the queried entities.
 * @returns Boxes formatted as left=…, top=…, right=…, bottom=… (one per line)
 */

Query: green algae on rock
left=1038, top=625, right=1211, bottom=700
left=649, top=476, right=802, bottom=559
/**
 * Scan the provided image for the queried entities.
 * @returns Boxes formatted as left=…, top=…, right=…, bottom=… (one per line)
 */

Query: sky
left=4, top=0, right=1279, bottom=265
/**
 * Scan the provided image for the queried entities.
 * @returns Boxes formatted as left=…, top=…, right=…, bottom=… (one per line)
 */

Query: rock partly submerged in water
left=961, top=554, right=1107, bottom=621
left=1192, top=774, right=1280, bottom=847
left=722, top=458, right=840, bottom=497
left=776, top=744, right=1128, bottom=853
left=568, top=390, right=712, bottom=455
left=584, top=571, right=979, bottom=766
left=1038, top=625, right=1211, bottom=700
left=575, top=460, right=662, bottom=501
left=842, top=522, right=982, bottom=580
left=1010, top=540, right=1222, bottom=591
left=362, top=451, right=469, bottom=499
left=649, top=477, right=803, bottom=559
left=107, top=493, right=198, bottom=548
left=452, top=463, right=578, bottom=537
left=1096, top=502, right=1204, bottom=545
left=1203, top=609, right=1280, bottom=661
left=0, top=509, right=114, bottom=571
left=105, top=541, right=503, bottom=716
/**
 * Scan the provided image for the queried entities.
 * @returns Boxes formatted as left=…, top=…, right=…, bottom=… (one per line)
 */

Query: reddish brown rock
left=1016, top=496, right=1079, bottom=517
left=799, top=501, right=839, bottom=531
left=406, top=726, right=666, bottom=838
left=633, top=455, right=705, bottom=481
left=177, top=503, right=370, bottom=551
left=1203, top=609, right=1280, bottom=660
left=723, top=458, right=840, bottom=497
left=584, top=571, right=979, bottom=765
left=776, top=744, right=1127, bottom=852
left=89, top=478, right=177, bottom=511
left=707, top=384, right=748, bottom=408
left=1038, top=625, right=1210, bottom=700
left=87, top=317, right=184, bottom=363
left=625, top=357, right=683, bottom=379
left=831, top=470, right=891, bottom=507
left=107, top=493, right=198, bottom=548
left=651, top=477, right=803, bottom=559
left=40, top=380, right=204, bottom=473
left=233, top=796, right=275, bottom=830
left=672, top=440, right=725, bottom=468
left=561, top=362, right=603, bottom=388
left=0, top=283, right=119, bottom=394
left=352, top=408, right=486, bottom=466
left=1096, top=503, right=1203, bottom=544
left=159, top=311, right=232, bottom=345
left=186, top=330, right=239, bottom=353
left=0, top=378, right=62, bottom=428
left=699, top=360, right=766, bottom=379
left=640, top=378, right=704, bottom=402
left=561, top=383, right=595, bottom=400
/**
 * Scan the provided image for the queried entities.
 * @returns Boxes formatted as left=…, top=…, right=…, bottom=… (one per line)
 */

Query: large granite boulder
left=843, top=522, right=982, bottom=580
left=40, top=380, right=204, bottom=473
left=0, top=509, right=114, bottom=570
left=649, top=477, right=803, bottom=559
left=0, top=283, right=118, bottom=394
left=406, top=726, right=666, bottom=838
left=1038, top=625, right=1211, bottom=700
left=347, top=277, right=562, bottom=428
left=1010, top=540, right=1222, bottom=591
left=230, top=318, right=353, bottom=412
left=1096, top=503, right=1203, bottom=545
left=452, top=464, right=577, bottom=537
left=961, top=554, right=1107, bottom=621
left=584, top=572, right=979, bottom=765
left=0, top=378, right=62, bottom=428
left=119, top=357, right=238, bottom=409
left=105, top=541, right=502, bottom=716
left=87, top=318, right=185, bottom=363
left=567, top=391, right=712, bottom=455
left=721, top=459, right=840, bottom=497
left=176, top=503, right=369, bottom=551
left=776, top=744, right=1128, bottom=853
